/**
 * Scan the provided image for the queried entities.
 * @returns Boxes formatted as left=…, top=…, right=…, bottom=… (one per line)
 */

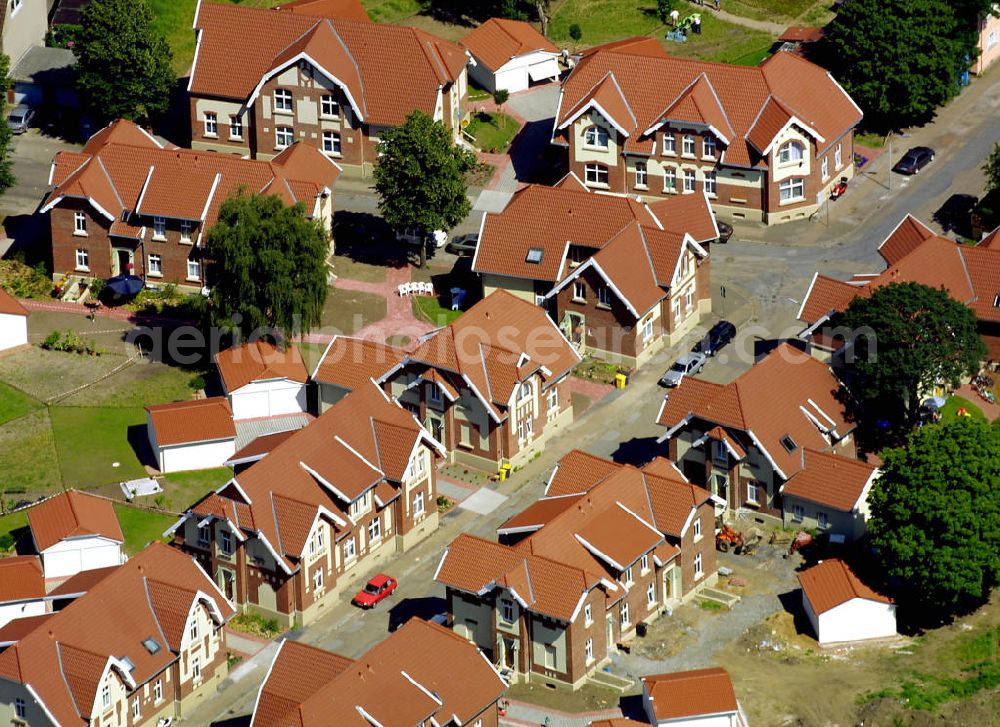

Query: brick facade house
left=552, top=38, right=862, bottom=225
left=42, top=119, right=339, bottom=288
left=435, top=450, right=717, bottom=689
left=189, top=2, right=469, bottom=173
left=168, top=382, right=445, bottom=628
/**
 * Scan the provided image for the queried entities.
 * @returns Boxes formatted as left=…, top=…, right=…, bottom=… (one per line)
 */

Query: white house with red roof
left=642, top=667, right=748, bottom=726
left=26, top=490, right=126, bottom=581
left=779, top=449, right=879, bottom=541
left=0, top=288, right=28, bottom=353
left=799, top=558, right=896, bottom=645
left=462, top=17, right=561, bottom=93
left=214, top=341, right=310, bottom=420
left=146, top=397, right=237, bottom=473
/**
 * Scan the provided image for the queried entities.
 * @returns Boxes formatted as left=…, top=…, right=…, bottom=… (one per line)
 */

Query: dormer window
left=780, top=434, right=798, bottom=453
left=778, top=141, right=805, bottom=165
left=519, top=382, right=532, bottom=401
left=662, top=134, right=676, bottom=155
left=703, top=136, right=716, bottom=158
left=584, top=126, right=609, bottom=149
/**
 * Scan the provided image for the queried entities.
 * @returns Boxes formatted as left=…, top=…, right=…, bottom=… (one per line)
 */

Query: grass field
left=49, top=407, right=149, bottom=488
left=940, top=396, right=986, bottom=424
left=549, top=0, right=661, bottom=46
left=466, top=111, right=520, bottom=153
left=322, top=287, right=387, bottom=335
left=332, top=255, right=388, bottom=284
left=0, top=510, right=29, bottom=551
left=0, top=409, right=63, bottom=495
left=161, top=467, right=233, bottom=512
left=113, top=504, right=178, bottom=555
left=665, top=4, right=776, bottom=65
left=0, top=381, right=41, bottom=426
left=717, top=0, right=819, bottom=22
left=412, top=295, right=463, bottom=326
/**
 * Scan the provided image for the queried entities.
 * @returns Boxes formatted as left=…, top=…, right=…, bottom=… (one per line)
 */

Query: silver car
left=7, top=104, right=34, bottom=134
left=660, top=351, right=706, bottom=387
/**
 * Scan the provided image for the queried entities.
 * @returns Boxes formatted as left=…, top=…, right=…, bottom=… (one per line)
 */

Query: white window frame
left=634, top=161, right=647, bottom=189
left=203, top=112, right=218, bottom=137
left=321, top=95, right=339, bottom=118
left=584, top=603, right=592, bottom=626
left=624, top=566, right=633, bottom=585
left=274, top=88, right=293, bottom=112
left=191, top=654, right=201, bottom=680
left=834, top=144, right=843, bottom=169
left=662, top=133, right=676, bottom=155
left=704, top=170, right=717, bottom=197
left=413, top=491, right=425, bottom=517
left=74, top=211, right=87, bottom=234
left=817, top=511, right=829, bottom=529
left=152, top=216, right=166, bottom=239
left=647, top=581, right=656, bottom=606
left=683, top=169, right=696, bottom=193
left=585, top=637, right=594, bottom=664
left=746, top=482, right=760, bottom=505
left=75, top=248, right=89, bottom=270
left=643, top=315, right=654, bottom=341
left=792, top=504, right=804, bottom=522
left=180, top=220, right=193, bottom=242
left=821, top=156, right=829, bottom=180
left=275, top=126, right=294, bottom=149
left=313, top=568, right=324, bottom=590
left=501, top=598, right=515, bottom=624
left=702, top=136, right=716, bottom=158
left=101, top=684, right=111, bottom=709
left=153, top=680, right=163, bottom=704
left=147, top=254, right=162, bottom=277
left=368, top=517, right=381, bottom=543
left=189, top=619, right=198, bottom=642
left=584, top=125, right=609, bottom=149
left=573, top=281, right=586, bottom=302
left=597, top=285, right=612, bottom=307
left=322, top=131, right=342, bottom=156
left=547, top=387, right=558, bottom=411
left=229, top=115, right=243, bottom=139
left=584, top=163, right=609, bottom=187
left=778, top=141, right=804, bottom=165
left=187, top=257, right=202, bottom=281
left=641, top=554, right=649, bottom=574
left=620, top=601, right=630, bottom=627
left=695, top=552, right=704, bottom=579
left=779, top=177, right=805, bottom=202
left=428, top=382, right=442, bottom=404
left=220, top=529, right=233, bottom=555
left=15, top=697, right=26, bottom=719
left=132, top=698, right=140, bottom=719
left=343, top=537, right=357, bottom=561
left=663, top=167, right=677, bottom=192
left=682, top=135, right=696, bottom=157
left=693, top=518, right=702, bottom=541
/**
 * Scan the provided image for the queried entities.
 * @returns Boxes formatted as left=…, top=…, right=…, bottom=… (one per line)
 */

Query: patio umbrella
left=924, top=396, right=947, bottom=410
left=105, top=274, right=145, bottom=298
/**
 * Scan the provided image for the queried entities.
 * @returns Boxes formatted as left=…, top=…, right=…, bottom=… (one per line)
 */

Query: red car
left=352, top=574, right=398, bottom=608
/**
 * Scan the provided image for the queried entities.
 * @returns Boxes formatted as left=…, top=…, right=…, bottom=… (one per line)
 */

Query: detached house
left=435, top=450, right=716, bottom=689
left=188, top=1, right=470, bottom=170
left=27, top=490, right=125, bottom=581
left=42, top=119, right=339, bottom=287
left=168, top=382, right=444, bottom=627
left=797, top=215, right=1000, bottom=362
left=656, top=344, right=855, bottom=522
left=552, top=38, right=862, bottom=224
left=251, top=618, right=507, bottom=727
left=0, top=542, right=234, bottom=727
left=473, top=177, right=719, bottom=368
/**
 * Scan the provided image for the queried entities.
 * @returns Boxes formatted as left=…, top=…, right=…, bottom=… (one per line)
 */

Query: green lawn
left=549, top=0, right=662, bottom=46
left=412, top=295, right=463, bottom=326
left=362, top=0, right=423, bottom=23
left=161, top=467, right=233, bottom=512
left=0, top=509, right=29, bottom=552
left=716, top=0, right=820, bottom=22
left=58, top=359, right=196, bottom=408
left=466, top=111, right=520, bottom=153
left=114, top=504, right=178, bottom=555
left=49, top=407, right=148, bottom=488
left=940, top=396, right=987, bottom=424
left=0, top=410, right=62, bottom=496
left=321, top=287, right=387, bottom=335
left=0, top=381, right=41, bottom=426
left=666, top=3, right=776, bottom=65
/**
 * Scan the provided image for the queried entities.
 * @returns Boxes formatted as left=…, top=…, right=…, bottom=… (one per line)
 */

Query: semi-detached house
left=552, top=37, right=862, bottom=224
left=435, top=450, right=717, bottom=689
left=188, top=1, right=470, bottom=171
left=168, top=382, right=445, bottom=628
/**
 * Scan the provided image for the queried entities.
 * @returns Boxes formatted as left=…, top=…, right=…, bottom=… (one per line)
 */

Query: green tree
left=822, top=0, right=968, bottom=132
left=983, top=141, right=1000, bottom=193
left=840, top=282, right=986, bottom=429
left=657, top=0, right=676, bottom=24
left=205, top=193, right=329, bottom=339
left=868, top=417, right=1000, bottom=620
left=0, top=54, right=16, bottom=196
left=492, top=89, right=509, bottom=127
left=373, top=111, right=477, bottom=268
left=75, top=0, right=174, bottom=124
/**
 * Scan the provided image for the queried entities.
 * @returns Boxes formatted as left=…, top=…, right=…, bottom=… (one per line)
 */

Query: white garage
left=0, top=287, right=29, bottom=353
left=0, top=557, right=47, bottom=630
left=27, top=490, right=126, bottom=581
left=215, top=341, right=310, bottom=421
left=799, top=558, right=896, bottom=645
left=147, top=397, right=237, bottom=473
left=463, top=18, right=561, bottom=94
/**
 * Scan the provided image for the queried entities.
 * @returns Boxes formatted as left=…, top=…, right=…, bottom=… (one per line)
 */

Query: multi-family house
left=972, top=4, right=1000, bottom=74
left=26, top=490, right=126, bottom=581
left=42, top=118, right=339, bottom=288
left=472, top=176, right=719, bottom=368
left=188, top=1, right=469, bottom=171
left=168, top=381, right=444, bottom=627
left=250, top=618, right=507, bottom=727
left=379, top=290, right=580, bottom=470
left=552, top=37, right=862, bottom=224
left=1, top=0, right=47, bottom=74
left=797, top=214, right=1000, bottom=362
left=435, top=450, right=716, bottom=689
left=0, top=542, right=234, bottom=727
left=656, top=343, right=856, bottom=523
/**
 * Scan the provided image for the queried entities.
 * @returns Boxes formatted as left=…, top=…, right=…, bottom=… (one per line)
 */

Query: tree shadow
left=387, top=595, right=448, bottom=633
left=210, top=716, right=252, bottom=727
left=611, top=437, right=661, bottom=467
left=933, top=193, right=978, bottom=237
left=3, top=213, right=51, bottom=265
left=415, top=1, right=495, bottom=27
left=333, top=211, right=410, bottom=269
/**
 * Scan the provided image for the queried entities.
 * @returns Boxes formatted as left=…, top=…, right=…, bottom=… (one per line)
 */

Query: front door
left=112, top=248, right=133, bottom=276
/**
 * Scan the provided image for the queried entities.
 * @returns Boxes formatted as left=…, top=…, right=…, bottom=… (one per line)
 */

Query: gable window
left=584, top=163, right=609, bottom=187
left=147, top=254, right=162, bottom=277
left=703, top=136, right=717, bottom=158
left=276, top=126, right=294, bottom=149
left=683, top=169, right=696, bottom=193
left=220, top=529, right=233, bottom=555
left=368, top=517, right=381, bottom=542
left=187, top=257, right=202, bottom=281
left=132, top=699, right=140, bottom=719
left=343, top=537, right=357, bottom=561
left=153, top=680, right=163, bottom=704
left=778, top=141, right=804, bottom=164
left=585, top=637, right=594, bottom=663
left=101, top=684, right=111, bottom=709
left=152, top=216, right=166, bottom=239
left=624, top=566, right=633, bottom=585
left=682, top=135, right=696, bottom=156
left=641, top=554, right=649, bottom=573
left=573, top=281, right=586, bottom=302
left=75, top=248, right=89, bottom=271
left=693, top=518, right=702, bottom=541
left=663, top=167, right=677, bottom=192
left=312, top=568, right=324, bottom=590
left=321, top=95, right=340, bottom=118
left=322, top=131, right=342, bottom=156
left=662, top=133, right=676, bottom=155
left=414, top=491, right=426, bottom=516
left=547, top=387, right=558, bottom=411
left=192, top=655, right=201, bottom=680
left=817, top=511, right=829, bottom=529
left=834, top=143, right=843, bottom=169
left=792, top=504, right=804, bottom=522
left=180, top=220, right=193, bottom=242
left=584, top=125, right=609, bottom=149
left=634, top=161, right=648, bottom=189
left=198, top=525, right=211, bottom=545
left=694, top=552, right=704, bottom=579
left=620, top=601, right=630, bottom=627
left=189, top=619, right=198, bottom=642
left=308, top=527, right=325, bottom=556
left=203, top=112, right=218, bottom=137
left=779, top=177, right=804, bottom=202
left=428, top=382, right=442, bottom=404
left=500, top=598, right=514, bottom=624
left=704, top=170, right=717, bottom=196
left=349, top=491, right=372, bottom=519
left=584, top=603, right=592, bottom=625
left=74, top=211, right=87, bottom=234
left=821, top=157, right=829, bottom=180
left=519, top=381, right=532, bottom=402
left=229, top=115, right=243, bottom=139
left=646, top=581, right=656, bottom=606
left=597, top=286, right=612, bottom=308
left=15, top=697, right=26, bottom=719
left=274, top=88, right=293, bottom=112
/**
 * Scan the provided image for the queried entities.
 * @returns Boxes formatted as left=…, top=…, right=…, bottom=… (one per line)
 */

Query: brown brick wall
left=553, top=266, right=641, bottom=359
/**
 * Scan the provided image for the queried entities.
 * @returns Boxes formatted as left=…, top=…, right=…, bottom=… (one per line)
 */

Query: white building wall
left=159, top=439, right=237, bottom=474
left=0, top=598, right=46, bottom=630
left=0, top=313, right=28, bottom=352
left=813, top=597, right=897, bottom=645
left=40, top=537, right=123, bottom=580
left=229, top=380, right=307, bottom=420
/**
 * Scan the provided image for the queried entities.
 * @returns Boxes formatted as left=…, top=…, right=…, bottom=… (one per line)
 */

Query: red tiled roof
left=798, top=558, right=891, bottom=615
left=0, top=556, right=44, bottom=602
left=312, top=336, right=405, bottom=391
left=46, top=565, right=118, bottom=598
left=146, top=397, right=236, bottom=446
left=227, top=429, right=299, bottom=466
left=978, top=226, right=1000, bottom=249
left=0, top=543, right=234, bottom=727
left=27, top=490, right=123, bottom=553
left=0, top=287, right=29, bottom=316
left=0, top=614, right=55, bottom=645
left=558, top=43, right=861, bottom=167
left=781, top=449, right=877, bottom=511
left=498, top=494, right=583, bottom=533
left=215, top=341, right=309, bottom=393
left=779, top=26, right=824, bottom=43
left=878, top=214, right=936, bottom=265
left=277, top=0, right=371, bottom=22
left=797, top=273, right=868, bottom=324
left=642, top=667, right=740, bottom=720
left=462, top=17, right=558, bottom=71
left=191, top=2, right=465, bottom=127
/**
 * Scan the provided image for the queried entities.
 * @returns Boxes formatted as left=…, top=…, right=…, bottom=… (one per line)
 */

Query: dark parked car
left=715, top=220, right=733, bottom=243
left=446, top=233, right=479, bottom=256
left=893, top=146, right=935, bottom=175
left=697, top=320, right=737, bottom=356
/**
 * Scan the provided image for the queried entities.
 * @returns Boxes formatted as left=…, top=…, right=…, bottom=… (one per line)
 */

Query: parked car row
left=659, top=319, right=736, bottom=387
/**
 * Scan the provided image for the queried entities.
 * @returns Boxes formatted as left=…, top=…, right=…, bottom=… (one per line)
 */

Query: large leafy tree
left=868, top=417, right=1000, bottom=620
left=75, top=0, right=175, bottom=124
left=840, top=282, right=986, bottom=429
left=205, top=193, right=329, bottom=339
left=822, top=0, right=968, bottom=132
left=983, top=141, right=1000, bottom=193
left=373, top=111, right=477, bottom=267
left=0, top=54, right=16, bottom=196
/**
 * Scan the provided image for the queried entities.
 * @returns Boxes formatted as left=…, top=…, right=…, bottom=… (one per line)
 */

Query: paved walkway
left=709, top=4, right=787, bottom=34
left=501, top=700, right=623, bottom=727
left=329, top=265, right=436, bottom=346
left=954, top=384, right=1000, bottom=420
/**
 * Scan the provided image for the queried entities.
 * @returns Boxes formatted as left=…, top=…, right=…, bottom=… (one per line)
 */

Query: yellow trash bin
left=614, top=373, right=628, bottom=389
left=499, top=463, right=512, bottom=481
